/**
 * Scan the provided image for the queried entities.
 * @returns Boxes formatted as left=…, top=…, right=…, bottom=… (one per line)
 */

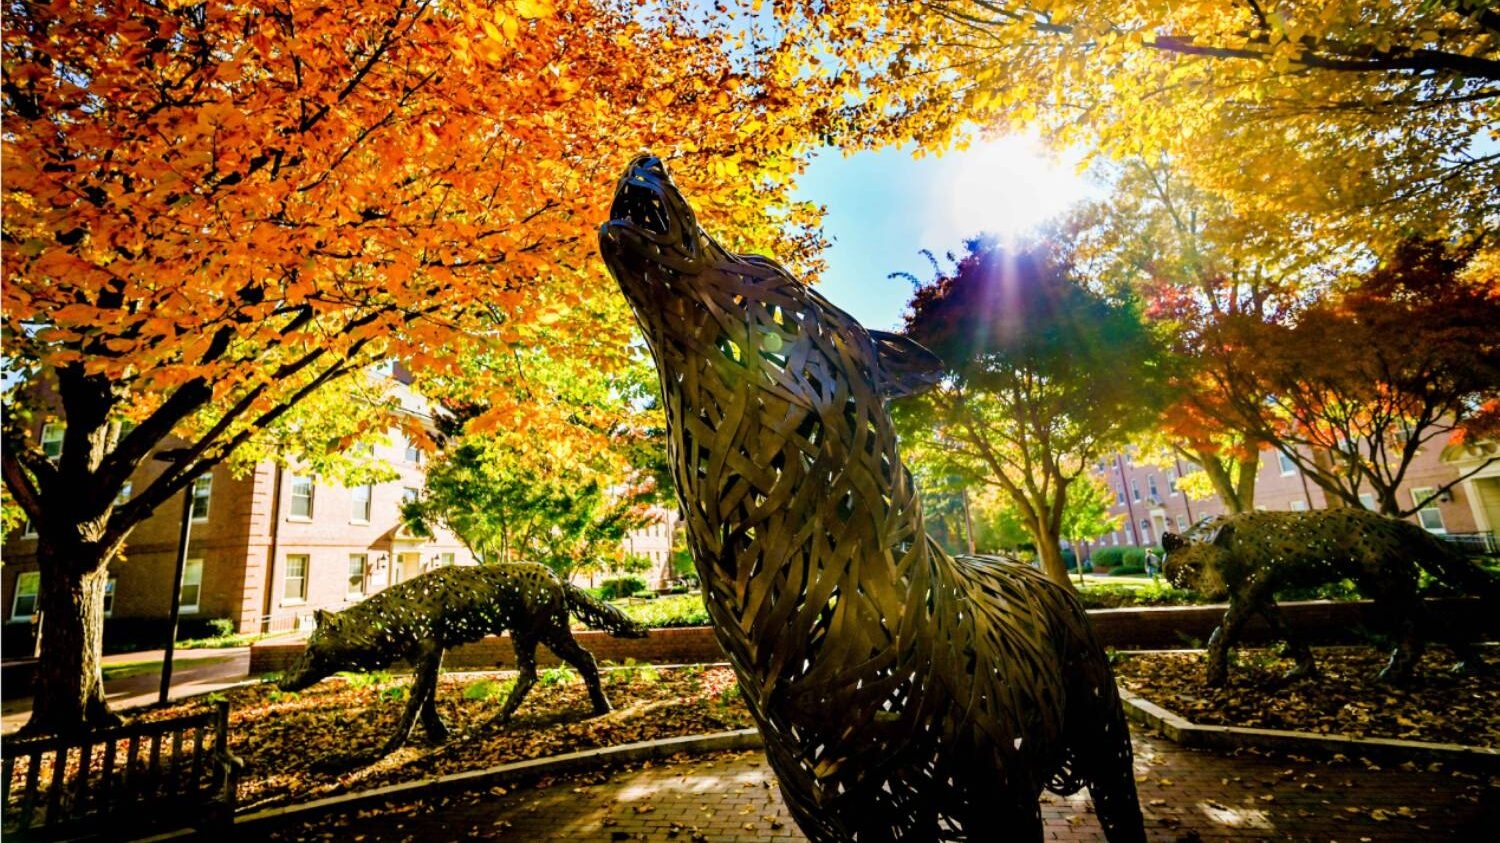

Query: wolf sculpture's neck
left=656, top=296, right=943, bottom=722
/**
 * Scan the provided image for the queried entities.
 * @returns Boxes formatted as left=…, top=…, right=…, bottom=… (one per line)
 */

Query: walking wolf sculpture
left=279, top=562, right=647, bottom=754
left=1162, top=508, right=1499, bottom=685
left=600, top=155, right=1145, bottom=843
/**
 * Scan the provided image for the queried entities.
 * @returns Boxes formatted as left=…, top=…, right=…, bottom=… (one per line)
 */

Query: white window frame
left=10, top=571, right=40, bottom=621
left=1290, top=499, right=1308, bottom=512
left=351, top=483, right=373, bottom=524
left=1168, top=468, right=1179, bottom=495
left=1358, top=493, right=1377, bottom=511
left=190, top=475, right=212, bottom=521
left=41, top=423, right=64, bottom=461
left=284, top=554, right=309, bottom=604
left=289, top=475, right=315, bottom=520
left=1277, top=451, right=1298, bottom=476
left=1130, top=480, right=1141, bottom=502
left=1138, top=519, right=1152, bottom=544
left=1147, top=475, right=1159, bottom=499
left=103, top=578, right=117, bottom=618
left=347, top=554, right=368, bottom=599
left=1176, top=514, right=1189, bottom=530
left=179, top=559, right=203, bottom=615
left=116, top=481, right=133, bottom=505
left=1412, top=487, right=1446, bottom=533
left=404, top=437, right=421, bottom=464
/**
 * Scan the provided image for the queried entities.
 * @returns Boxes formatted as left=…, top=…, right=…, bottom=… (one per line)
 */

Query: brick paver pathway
left=262, top=733, right=1499, bottom=842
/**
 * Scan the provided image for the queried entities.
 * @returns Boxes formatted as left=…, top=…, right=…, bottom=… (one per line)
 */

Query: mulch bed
left=1111, top=646, right=1500, bottom=748
left=138, top=664, right=753, bottom=811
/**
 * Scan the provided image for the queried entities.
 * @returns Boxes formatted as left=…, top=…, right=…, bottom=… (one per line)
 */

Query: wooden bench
left=2, top=700, right=243, bottom=840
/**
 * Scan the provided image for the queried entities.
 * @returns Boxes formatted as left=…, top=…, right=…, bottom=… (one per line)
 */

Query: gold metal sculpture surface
left=1162, top=508, right=1499, bottom=685
left=600, top=155, right=1145, bottom=842
left=279, top=562, right=647, bottom=754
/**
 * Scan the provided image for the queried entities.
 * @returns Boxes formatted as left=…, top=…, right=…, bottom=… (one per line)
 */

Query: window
left=438, top=552, right=455, bottom=567
left=404, top=437, right=421, bottom=464
left=347, top=554, right=368, bottom=598
left=290, top=475, right=314, bottom=519
left=402, top=487, right=420, bottom=505
left=103, top=578, right=117, bottom=618
left=1130, top=480, right=1141, bottom=502
left=116, top=482, right=132, bottom=505
left=1290, top=499, right=1308, bottom=512
left=1115, top=485, right=1125, bottom=505
left=284, top=555, right=309, bottom=603
left=1110, top=533, right=1119, bottom=546
left=1358, top=493, right=1377, bottom=510
left=1147, top=475, right=1159, bottom=499
left=1176, top=514, right=1189, bottom=530
left=1168, top=469, right=1179, bottom=495
left=41, top=423, right=64, bottom=460
left=180, top=559, right=203, bottom=614
left=10, top=572, right=40, bottom=621
left=1277, top=451, right=1298, bottom=476
left=190, top=475, right=212, bottom=521
left=1412, top=487, right=1446, bottom=533
left=351, top=484, right=373, bottom=523
left=22, top=518, right=36, bottom=538
left=1139, top=519, right=1152, bottom=544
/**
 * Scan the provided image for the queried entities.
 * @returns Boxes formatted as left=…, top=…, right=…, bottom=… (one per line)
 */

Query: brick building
left=1090, top=441, right=1498, bottom=556
left=1, top=375, right=480, bottom=649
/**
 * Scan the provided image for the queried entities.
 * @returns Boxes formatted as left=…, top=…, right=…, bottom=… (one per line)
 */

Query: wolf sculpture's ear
left=870, top=331, right=945, bottom=400
left=1161, top=532, right=1186, bottom=553
left=1205, top=522, right=1235, bottom=547
left=313, top=609, right=333, bottom=629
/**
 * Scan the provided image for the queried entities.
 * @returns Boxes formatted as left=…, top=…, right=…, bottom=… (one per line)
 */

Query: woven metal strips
left=601, top=155, right=1145, bottom=842
left=1161, top=508, right=1497, bottom=685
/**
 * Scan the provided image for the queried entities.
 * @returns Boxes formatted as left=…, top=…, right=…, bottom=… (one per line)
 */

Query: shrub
left=618, top=593, right=710, bottom=628
left=599, top=575, right=648, bottom=600
left=203, top=618, right=237, bottom=638
left=1074, top=581, right=1206, bottom=609
left=1089, top=547, right=1127, bottom=571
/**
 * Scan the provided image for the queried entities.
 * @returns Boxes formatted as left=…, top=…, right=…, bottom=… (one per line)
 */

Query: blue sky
left=792, top=135, right=1092, bottom=332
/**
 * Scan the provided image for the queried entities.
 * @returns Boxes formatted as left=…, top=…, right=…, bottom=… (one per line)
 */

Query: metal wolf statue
left=1163, top=508, right=1499, bottom=685
left=279, top=562, right=647, bottom=754
left=600, top=155, right=1145, bottom=842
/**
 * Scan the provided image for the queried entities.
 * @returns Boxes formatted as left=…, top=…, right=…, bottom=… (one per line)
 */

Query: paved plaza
left=257, top=734, right=1500, bottom=842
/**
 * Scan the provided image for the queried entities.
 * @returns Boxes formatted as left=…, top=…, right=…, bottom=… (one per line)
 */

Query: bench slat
left=74, top=738, right=94, bottom=825
left=18, top=750, right=41, bottom=829
left=45, top=746, right=69, bottom=827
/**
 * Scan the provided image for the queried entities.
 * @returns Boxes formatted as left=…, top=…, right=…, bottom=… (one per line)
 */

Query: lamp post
left=153, top=448, right=197, bottom=706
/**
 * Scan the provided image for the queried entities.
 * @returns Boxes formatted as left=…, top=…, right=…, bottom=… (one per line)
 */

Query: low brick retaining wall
left=248, top=597, right=1492, bottom=676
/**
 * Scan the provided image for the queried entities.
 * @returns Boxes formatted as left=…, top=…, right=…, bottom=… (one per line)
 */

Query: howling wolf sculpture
left=600, top=155, right=1145, bottom=842
left=1162, top=508, right=1499, bottom=685
left=279, top=562, right=647, bottom=755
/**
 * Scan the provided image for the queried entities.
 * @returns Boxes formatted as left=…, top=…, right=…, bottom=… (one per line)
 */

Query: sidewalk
left=1, top=646, right=252, bottom=735
left=257, top=734, right=1500, bottom=842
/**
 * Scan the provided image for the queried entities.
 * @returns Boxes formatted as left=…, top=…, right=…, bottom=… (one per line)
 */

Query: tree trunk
left=1034, top=533, right=1075, bottom=592
left=24, top=546, right=118, bottom=736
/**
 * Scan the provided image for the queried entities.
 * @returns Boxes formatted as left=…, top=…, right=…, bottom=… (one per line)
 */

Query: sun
left=932, top=134, right=1090, bottom=241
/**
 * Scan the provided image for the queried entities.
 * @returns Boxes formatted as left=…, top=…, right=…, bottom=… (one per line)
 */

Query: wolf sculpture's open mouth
left=611, top=180, right=670, bottom=235
left=608, top=156, right=672, bottom=235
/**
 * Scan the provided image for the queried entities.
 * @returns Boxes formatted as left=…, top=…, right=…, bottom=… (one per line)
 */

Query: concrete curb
left=1118, top=688, right=1500, bottom=773
left=219, top=728, right=765, bottom=836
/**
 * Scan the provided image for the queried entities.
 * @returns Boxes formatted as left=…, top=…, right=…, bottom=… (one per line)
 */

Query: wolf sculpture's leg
left=383, top=645, right=446, bottom=755
left=1204, top=601, right=1253, bottom=686
left=417, top=649, right=450, bottom=743
left=1372, top=587, right=1425, bottom=683
left=1085, top=703, right=1147, bottom=842
left=493, top=635, right=539, bottom=724
left=546, top=629, right=612, bottom=715
left=1258, top=602, right=1318, bottom=679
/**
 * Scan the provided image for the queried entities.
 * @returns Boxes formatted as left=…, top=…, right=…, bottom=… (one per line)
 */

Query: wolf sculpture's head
left=598, top=154, right=942, bottom=426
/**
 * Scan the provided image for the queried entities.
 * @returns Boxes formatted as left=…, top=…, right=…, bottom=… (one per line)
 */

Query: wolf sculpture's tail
left=564, top=581, right=650, bottom=638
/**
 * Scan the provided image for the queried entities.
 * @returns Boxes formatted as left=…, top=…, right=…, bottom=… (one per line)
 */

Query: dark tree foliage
left=1210, top=238, right=1500, bottom=515
left=897, top=237, right=1170, bottom=587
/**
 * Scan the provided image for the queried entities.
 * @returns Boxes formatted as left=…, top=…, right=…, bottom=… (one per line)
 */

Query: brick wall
left=248, top=597, right=1495, bottom=675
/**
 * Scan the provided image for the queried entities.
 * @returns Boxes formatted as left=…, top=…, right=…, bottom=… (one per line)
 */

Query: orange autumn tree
left=1, top=0, right=836, bottom=735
